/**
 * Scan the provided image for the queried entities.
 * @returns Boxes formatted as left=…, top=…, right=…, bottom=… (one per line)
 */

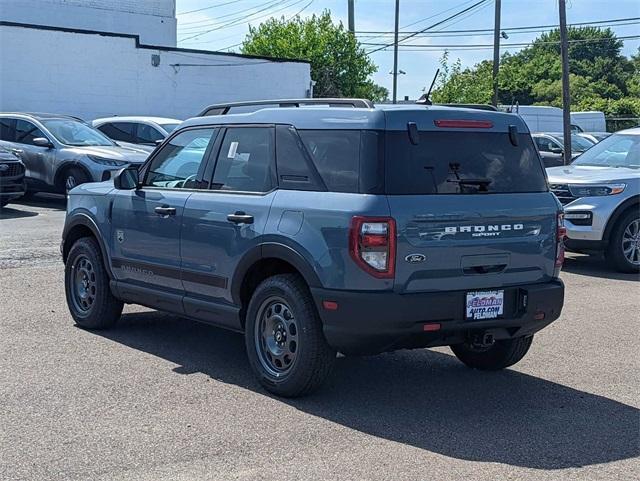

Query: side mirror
left=33, top=137, right=53, bottom=148
left=114, top=166, right=140, bottom=190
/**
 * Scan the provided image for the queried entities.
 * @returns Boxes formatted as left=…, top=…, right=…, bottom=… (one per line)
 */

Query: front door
left=13, top=120, right=54, bottom=186
left=110, top=127, right=219, bottom=301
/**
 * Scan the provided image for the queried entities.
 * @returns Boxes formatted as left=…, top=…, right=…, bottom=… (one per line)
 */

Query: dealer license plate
left=466, top=290, right=504, bottom=320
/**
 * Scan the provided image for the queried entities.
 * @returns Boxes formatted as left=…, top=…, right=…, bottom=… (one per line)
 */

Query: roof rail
left=198, top=98, right=374, bottom=117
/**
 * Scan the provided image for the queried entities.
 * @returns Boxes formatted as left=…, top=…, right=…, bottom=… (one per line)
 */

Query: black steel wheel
left=245, top=274, right=336, bottom=397
left=65, top=237, right=123, bottom=329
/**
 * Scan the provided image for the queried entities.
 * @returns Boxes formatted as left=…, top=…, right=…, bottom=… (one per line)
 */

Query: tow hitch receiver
left=471, top=331, right=495, bottom=348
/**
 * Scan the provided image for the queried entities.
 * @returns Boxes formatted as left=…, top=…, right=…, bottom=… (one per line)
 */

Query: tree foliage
left=241, top=11, right=388, bottom=101
left=432, top=27, right=639, bottom=117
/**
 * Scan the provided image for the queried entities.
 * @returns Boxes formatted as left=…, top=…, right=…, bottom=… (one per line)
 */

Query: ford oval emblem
left=405, top=253, right=426, bottom=264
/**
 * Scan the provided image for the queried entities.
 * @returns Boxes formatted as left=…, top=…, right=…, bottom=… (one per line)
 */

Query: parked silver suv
left=0, top=113, right=148, bottom=194
left=547, top=127, right=640, bottom=272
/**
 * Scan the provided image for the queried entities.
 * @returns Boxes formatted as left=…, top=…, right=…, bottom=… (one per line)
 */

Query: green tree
left=241, top=11, right=388, bottom=101
left=432, top=27, right=638, bottom=117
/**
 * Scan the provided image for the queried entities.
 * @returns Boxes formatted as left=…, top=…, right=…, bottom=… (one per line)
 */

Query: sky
left=175, top=0, right=640, bottom=99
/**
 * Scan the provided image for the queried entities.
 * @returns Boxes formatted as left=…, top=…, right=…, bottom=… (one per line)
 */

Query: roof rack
left=198, top=98, right=374, bottom=117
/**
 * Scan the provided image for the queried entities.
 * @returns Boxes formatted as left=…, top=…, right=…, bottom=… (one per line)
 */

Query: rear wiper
left=447, top=178, right=493, bottom=186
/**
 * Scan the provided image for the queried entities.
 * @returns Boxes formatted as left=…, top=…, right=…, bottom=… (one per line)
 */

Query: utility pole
left=347, top=0, right=355, bottom=33
left=491, top=0, right=501, bottom=106
left=559, top=0, right=572, bottom=165
left=392, top=0, right=400, bottom=103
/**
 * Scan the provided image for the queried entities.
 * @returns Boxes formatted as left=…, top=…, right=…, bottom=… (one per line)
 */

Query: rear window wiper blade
left=447, top=178, right=493, bottom=185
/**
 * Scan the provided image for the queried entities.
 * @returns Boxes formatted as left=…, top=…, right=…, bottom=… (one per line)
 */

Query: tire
left=65, top=237, right=123, bottom=329
left=62, top=167, right=89, bottom=193
left=605, top=209, right=640, bottom=273
left=450, top=335, right=533, bottom=371
left=244, top=274, right=336, bottom=397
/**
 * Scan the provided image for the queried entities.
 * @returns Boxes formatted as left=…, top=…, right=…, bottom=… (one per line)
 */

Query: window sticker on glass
left=228, top=141, right=239, bottom=159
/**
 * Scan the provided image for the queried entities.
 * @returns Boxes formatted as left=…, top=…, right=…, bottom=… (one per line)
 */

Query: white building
left=0, top=0, right=311, bottom=120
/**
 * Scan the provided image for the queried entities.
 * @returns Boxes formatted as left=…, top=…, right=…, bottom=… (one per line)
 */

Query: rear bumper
left=311, top=280, right=564, bottom=354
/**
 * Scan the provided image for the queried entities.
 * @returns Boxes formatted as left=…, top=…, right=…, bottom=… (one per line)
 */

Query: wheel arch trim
left=62, top=213, right=114, bottom=278
left=230, top=242, right=322, bottom=305
left=603, top=195, right=640, bottom=241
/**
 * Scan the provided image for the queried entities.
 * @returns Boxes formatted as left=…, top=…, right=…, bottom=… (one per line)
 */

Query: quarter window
left=0, top=118, right=16, bottom=142
left=137, top=124, right=164, bottom=144
left=15, top=120, right=46, bottom=145
left=212, top=127, right=275, bottom=192
left=98, top=122, right=136, bottom=143
left=145, top=128, right=217, bottom=189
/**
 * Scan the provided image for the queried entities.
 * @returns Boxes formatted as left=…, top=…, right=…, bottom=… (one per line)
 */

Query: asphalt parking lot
left=1, top=197, right=638, bottom=481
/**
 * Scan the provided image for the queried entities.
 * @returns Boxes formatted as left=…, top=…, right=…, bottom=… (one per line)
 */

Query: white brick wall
left=0, top=0, right=176, bottom=45
left=0, top=24, right=311, bottom=120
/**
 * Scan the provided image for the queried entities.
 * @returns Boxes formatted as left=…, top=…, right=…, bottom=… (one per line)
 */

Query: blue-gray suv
left=62, top=99, right=565, bottom=397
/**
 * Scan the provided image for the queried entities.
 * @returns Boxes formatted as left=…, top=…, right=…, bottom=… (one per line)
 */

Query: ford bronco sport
left=62, top=99, right=565, bottom=397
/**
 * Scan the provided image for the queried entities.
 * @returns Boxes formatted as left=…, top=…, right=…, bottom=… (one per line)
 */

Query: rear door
left=385, top=128, right=559, bottom=295
left=180, top=125, right=277, bottom=322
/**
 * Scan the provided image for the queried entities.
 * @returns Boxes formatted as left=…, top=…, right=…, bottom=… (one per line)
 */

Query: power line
left=355, top=16, right=640, bottom=36
left=179, top=0, right=307, bottom=42
left=178, top=0, right=287, bottom=30
left=360, top=34, right=640, bottom=51
left=365, top=0, right=491, bottom=55
left=177, top=0, right=247, bottom=16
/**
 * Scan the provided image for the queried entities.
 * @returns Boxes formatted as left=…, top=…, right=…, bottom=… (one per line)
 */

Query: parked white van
left=571, top=111, right=606, bottom=132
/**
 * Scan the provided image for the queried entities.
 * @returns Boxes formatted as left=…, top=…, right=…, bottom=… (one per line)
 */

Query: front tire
left=605, top=209, right=640, bottom=273
left=65, top=237, right=123, bottom=329
left=450, top=335, right=533, bottom=371
left=245, top=274, right=336, bottom=397
left=63, top=167, right=89, bottom=193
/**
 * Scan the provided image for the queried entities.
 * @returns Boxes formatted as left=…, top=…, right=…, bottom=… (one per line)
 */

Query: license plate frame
left=465, top=290, right=504, bottom=320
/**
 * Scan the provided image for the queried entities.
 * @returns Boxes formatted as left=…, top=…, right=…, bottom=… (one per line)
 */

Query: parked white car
left=92, top=116, right=182, bottom=152
left=547, top=127, right=640, bottom=272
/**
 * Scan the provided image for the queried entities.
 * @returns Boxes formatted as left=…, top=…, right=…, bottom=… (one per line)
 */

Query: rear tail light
left=349, top=216, right=396, bottom=279
left=555, top=211, right=567, bottom=270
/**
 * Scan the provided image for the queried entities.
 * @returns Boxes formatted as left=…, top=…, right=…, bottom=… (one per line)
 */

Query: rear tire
left=450, top=335, right=533, bottom=371
left=65, top=237, right=123, bottom=329
left=244, top=274, right=336, bottom=397
left=605, top=209, right=640, bottom=273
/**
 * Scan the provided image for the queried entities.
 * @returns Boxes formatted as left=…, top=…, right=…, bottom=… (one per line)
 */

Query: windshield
left=160, top=123, right=180, bottom=134
left=42, top=119, right=115, bottom=146
left=554, top=134, right=594, bottom=152
left=572, top=134, right=640, bottom=168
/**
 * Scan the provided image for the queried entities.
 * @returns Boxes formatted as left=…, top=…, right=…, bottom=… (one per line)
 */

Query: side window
left=534, top=137, right=550, bottom=152
left=136, top=124, right=164, bottom=144
left=145, top=128, right=217, bottom=189
left=298, top=130, right=360, bottom=193
left=0, top=118, right=16, bottom=142
left=15, top=120, right=46, bottom=145
left=98, top=122, right=135, bottom=142
left=212, top=127, right=275, bottom=192
left=275, top=125, right=325, bottom=191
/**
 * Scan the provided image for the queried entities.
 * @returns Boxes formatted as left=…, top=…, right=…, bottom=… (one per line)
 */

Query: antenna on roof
left=416, top=68, right=440, bottom=106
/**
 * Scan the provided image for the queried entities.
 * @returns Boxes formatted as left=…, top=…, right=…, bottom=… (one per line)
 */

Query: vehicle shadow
left=93, top=310, right=640, bottom=470
left=563, top=253, right=639, bottom=281
left=0, top=205, right=39, bottom=219
left=13, top=193, right=67, bottom=210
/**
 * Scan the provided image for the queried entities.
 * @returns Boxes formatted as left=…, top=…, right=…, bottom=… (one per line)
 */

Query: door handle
left=227, top=211, right=254, bottom=225
left=154, top=206, right=176, bottom=216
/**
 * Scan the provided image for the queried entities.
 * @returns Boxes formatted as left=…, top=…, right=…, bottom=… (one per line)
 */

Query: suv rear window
left=385, top=131, right=547, bottom=194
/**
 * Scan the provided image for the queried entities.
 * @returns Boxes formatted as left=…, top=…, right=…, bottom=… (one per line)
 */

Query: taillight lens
left=349, top=216, right=396, bottom=278
left=555, top=211, right=567, bottom=270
